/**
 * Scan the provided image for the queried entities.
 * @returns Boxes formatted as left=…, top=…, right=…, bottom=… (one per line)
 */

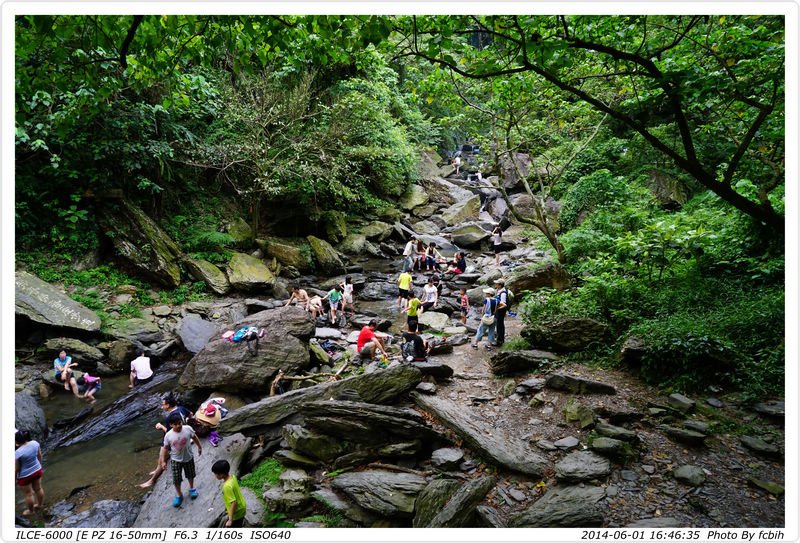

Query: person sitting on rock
left=421, top=277, right=439, bottom=312
left=356, top=319, right=388, bottom=361
left=307, top=295, right=324, bottom=319
left=424, top=243, right=445, bottom=271
left=285, top=286, right=310, bottom=311
left=53, top=350, right=80, bottom=397
left=129, top=350, right=154, bottom=388
left=445, top=252, right=467, bottom=275
left=401, top=325, right=429, bottom=362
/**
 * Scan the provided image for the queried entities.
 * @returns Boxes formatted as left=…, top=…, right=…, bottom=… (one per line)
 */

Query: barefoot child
left=212, top=460, right=247, bottom=528
left=79, top=374, right=102, bottom=403
left=160, top=411, right=202, bottom=507
left=459, top=287, right=470, bottom=324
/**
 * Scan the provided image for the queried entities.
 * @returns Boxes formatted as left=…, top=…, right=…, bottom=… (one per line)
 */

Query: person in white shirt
left=401, top=236, right=417, bottom=272
left=421, top=277, right=439, bottom=312
left=129, top=350, right=154, bottom=388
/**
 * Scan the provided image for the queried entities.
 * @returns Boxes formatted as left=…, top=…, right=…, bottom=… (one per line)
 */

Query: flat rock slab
left=545, top=372, right=616, bottom=395
left=178, top=314, right=218, bottom=354
left=510, top=485, right=605, bottom=527
left=431, top=448, right=465, bottom=470
left=595, top=421, right=639, bottom=443
left=315, top=327, right=343, bottom=340
left=553, top=436, right=580, bottom=450
left=555, top=451, right=611, bottom=483
left=413, top=479, right=461, bottom=528
left=413, top=393, right=547, bottom=477
left=489, top=350, right=559, bottom=376
left=133, top=433, right=252, bottom=527
left=753, top=400, right=784, bottom=419
left=427, top=475, right=496, bottom=528
left=658, top=425, right=706, bottom=446
left=58, top=500, right=140, bottom=528
left=411, top=362, right=454, bottom=380
left=311, top=487, right=378, bottom=526
left=740, top=436, right=782, bottom=458
left=668, top=393, right=696, bottom=413
left=626, top=517, right=683, bottom=528
left=16, top=271, right=102, bottom=331
left=590, top=437, right=627, bottom=458
left=331, top=470, right=427, bottom=518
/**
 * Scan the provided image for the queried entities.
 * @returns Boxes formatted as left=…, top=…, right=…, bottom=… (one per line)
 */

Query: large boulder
left=15, top=393, right=47, bottom=443
left=399, top=184, right=430, bottom=211
left=179, top=306, right=314, bottom=393
left=98, top=200, right=183, bottom=288
left=500, top=152, right=532, bottom=191
left=646, top=169, right=689, bottom=209
left=555, top=451, right=612, bottom=483
left=506, top=263, right=572, bottom=293
left=426, top=475, right=497, bottom=528
left=440, top=195, right=481, bottom=226
left=134, top=433, right=252, bottom=528
left=58, top=500, right=140, bottom=528
left=450, top=223, right=491, bottom=248
left=331, top=471, right=427, bottom=518
left=306, top=236, right=345, bottom=275
left=417, top=149, right=449, bottom=181
left=360, top=221, right=393, bottom=241
left=523, top=317, right=610, bottom=352
left=15, top=271, right=101, bottom=332
left=105, top=318, right=163, bottom=344
left=418, top=311, right=450, bottom=332
left=260, top=238, right=313, bottom=271
left=488, top=350, right=559, bottom=376
left=337, top=234, right=367, bottom=256
left=426, top=177, right=475, bottom=205
left=226, top=217, right=253, bottom=246
left=227, top=252, right=276, bottom=292
left=185, top=258, right=230, bottom=295
left=177, top=315, right=219, bottom=354
left=321, top=211, right=347, bottom=244
left=510, top=485, right=605, bottom=527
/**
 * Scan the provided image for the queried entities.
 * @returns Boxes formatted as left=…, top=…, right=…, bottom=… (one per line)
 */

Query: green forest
left=16, top=14, right=784, bottom=397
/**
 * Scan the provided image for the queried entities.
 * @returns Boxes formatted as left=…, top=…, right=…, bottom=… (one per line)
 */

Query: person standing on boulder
left=160, top=411, right=202, bottom=507
left=493, top=278, right=509, bottom=346
left=139, top=393, right=192, bottom=489
left=129, top=350, right=154, bottom=388
left=53, top=350, right=80, bottom=397
left=492, top=225, right=504, bottom=266
left=401, top=236, right=417, bottom=272
left=397, top=270, right=413, bottom=310
left=15, top=429, right=44, bottom=516
left=322, top=286, right=344, bottom=325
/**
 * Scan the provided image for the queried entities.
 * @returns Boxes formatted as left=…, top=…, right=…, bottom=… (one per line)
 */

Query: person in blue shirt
left=53, top=350, right=80, bottom=397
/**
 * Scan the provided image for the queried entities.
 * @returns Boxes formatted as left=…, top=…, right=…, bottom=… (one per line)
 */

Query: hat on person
left=195, top=403, right=222, bottom=426
left=483, top=287, right=496, bottom=295
left=494, top=278, right=505, bottom=286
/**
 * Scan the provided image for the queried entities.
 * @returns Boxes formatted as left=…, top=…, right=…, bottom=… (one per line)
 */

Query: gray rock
left=412, top=479, right=460, bottom=528
left=642, top=464, right=656, bottom=474
left=523, top=316, right=609, bottom=352
left=177, top=314, right=218, bottom=354
left=185, top=258, right=230, bottom=295
left=416, top=382, right=437, bottom=394
left=280, top=469, right=313, bottom=493
left=667, top=393, right=696, bottom=413
left=15, top=271, right=101, bottom=331
left=657, top=425, right=706, bottom=446
left=673, top=465, right=706, bottom=486
left=272, top=450, right=318, bottom=470
left=740, top=436, right=782, bottom=458
left=306, top=235, right=346, bottom=275
left=418, top=311, right=450, bottom=331
left=427, top=475, right=496, bottom=528
left=450, top=223, right=491, bottom=248
left=621, top=470, right=639, bottom=481
left=510, top=485, right=605, bottom=527
left=413, top=393, right=548, bottom=477
left=179, top=306, right=313, bottom=393
left=555, top=451, right=611, bottom=483
left=546, top=372, right=616, bottom=394
left=227, top=252, right=276, bottom=292
left=15, top=392, right=48, bottom=443
left=411, top=362, right=454, bottom=380
left=683, top=420, right=710, bottom=435
left=431, top=448, right=465, bottom=470
left=595, top=421, right=639, bottom=442
left=58, top=500, right=139, bottom=528
left=553, top=436, right=580, bottom=450
left=311, top=487, right=378, bottom=526
left=753, top=400, right=784, bottom=419
left=134, top=433, right=252, bottom=527
left=361, top=221, right=393, bottom=241
left=517, top=377, right=547, bottom=393
left=590, top=437, right=627, bottom=458
left=43, top=338, right=105, bottom=370
left=627, top=517, right=683, bottom=528
left=506, top=263, right=572, bottom=293
left=536, top=439, right=558, bottom=451
left=489, top=350, right=559, bottom=376
left=314, top=327, right=343, bottom=340
left=706, top=398, right=725, bottom=408
left=476, top=505, right=506, bottom=528
left=747, top=477, right=785, bottom=495
left=441, top=195, right=481, bottom=226
left=399, top=184, right=430, bottom=211
left=331, top=470, right=427, bottom=518
left=105, top=317, right=163, bottom=344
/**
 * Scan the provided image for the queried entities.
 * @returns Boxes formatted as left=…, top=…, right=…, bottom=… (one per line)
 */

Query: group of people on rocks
left=52, top=348, right=154, bottom=405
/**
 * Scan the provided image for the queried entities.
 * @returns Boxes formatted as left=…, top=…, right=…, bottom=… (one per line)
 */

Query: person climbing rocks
left=397, top=270, right=413, bottom=310
left=129, top=350, right=154, bottom=388
left=356, top=319, right=388, bottom=361
left=401, top=236, right=417, bottom=272
left=307, top=295, right=324, bottom=319
left=15, top=429, right=44, bottom=517
left=458, top=287, right=470, bottom=325
left=322, top=285, right=344, bottom=325
left=139, top=393, right=193, bottom=489
left=472, top=287, right=498, bottom=351
left=53, top=350, right=80, bottom=397
left=492, top=225, right=504, bottom=266
left=401, top=289, right=423, bottom=332
left=160, top=411, right=202, bottom=507
left=341, top=276, right=356, bottom=317
left=451, top=154, right=462, bottom=175
left=285, top=286, right=311, bottom=310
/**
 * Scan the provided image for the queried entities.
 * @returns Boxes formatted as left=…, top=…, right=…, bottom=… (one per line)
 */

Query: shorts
left=330, top=301, right=340, bottom=310
left=407, top=315, right=419, bottom=330
left=55, top=371, right=72, bottom=382
left=359, top=343, right=376, bottom=359
left=17, top=469, right=43, bottom=487
left=453, top=268, right=463, bottom=274
left=227, top=517, right=246, bottom=528
left=398, top=288, right=410, bottom=299
left=421, top=301, right=435, bottom=312
left=343, top=294, right=353, bottom=304
left=135, top=375, right=154, bottom=386
left=171, top=459, right=196, bottom=485
left=460, top=308, right=468, bottom=317
left=493, top=244, right=502, bottom=254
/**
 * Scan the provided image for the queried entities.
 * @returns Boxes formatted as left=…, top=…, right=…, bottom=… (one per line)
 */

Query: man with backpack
left=401, top=324, right=428, bottom=362
left=493, top=278, right=512, bottom=347
left=472, top=287, right=498, bottom=351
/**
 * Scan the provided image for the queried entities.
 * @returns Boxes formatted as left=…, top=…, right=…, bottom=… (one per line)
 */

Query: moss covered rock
left=259, top=238, right=313, bottom=271
left=227, top=252, right=276, bottom=292
left=306, top=235, right=345, bottom=275
left=399, top=184, right=430, bottom=211
left=185, top=258, right=230, bottom=295
left=226, top=217, right=253, bottom=246
left=321, top=210, right=348, bottom=244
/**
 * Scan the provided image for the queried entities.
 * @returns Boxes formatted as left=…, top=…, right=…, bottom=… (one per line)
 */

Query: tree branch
left=119, top=15, right=144, bottom=69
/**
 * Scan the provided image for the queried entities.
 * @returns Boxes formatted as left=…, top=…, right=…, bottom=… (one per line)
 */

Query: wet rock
left=431, top=448, right=464, bottom=470
left=510, top=485, right=605, bottom=527
left=555, top=451, right=611, bottom=483
left=673, top=465, right=706, bottom=486
left=179, top=306, right=313, bottom=393
left=177, top=314, right=218, bottom=354
left=414, top=393, right=547, bottom=477
left=595, top=421, right=639, bottom=442
left=427, top=475, right=496, bottom=528
left=667, top=393, right=696, bottom=413
left=15, top=392, right=48, bottom=443
left=740, top=436, right=782, bottom=458
left=413, top=479, right=461, bottom=528
left=56, top=500, right=139, bottom=528
left=546, top=372, right=616, bottom=395
left=331, top=470, right=427, bottom=518
left=657, top=425, right=706, bottom=446
left=134, top=433, right=252, bottom=527
left=489, top=350, right=559, bottom=376
left=15, top=271, right=101, bottom=332
left=553, top=436, right=580, bottom=450
left=524, top=317, right=609, bottom=352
